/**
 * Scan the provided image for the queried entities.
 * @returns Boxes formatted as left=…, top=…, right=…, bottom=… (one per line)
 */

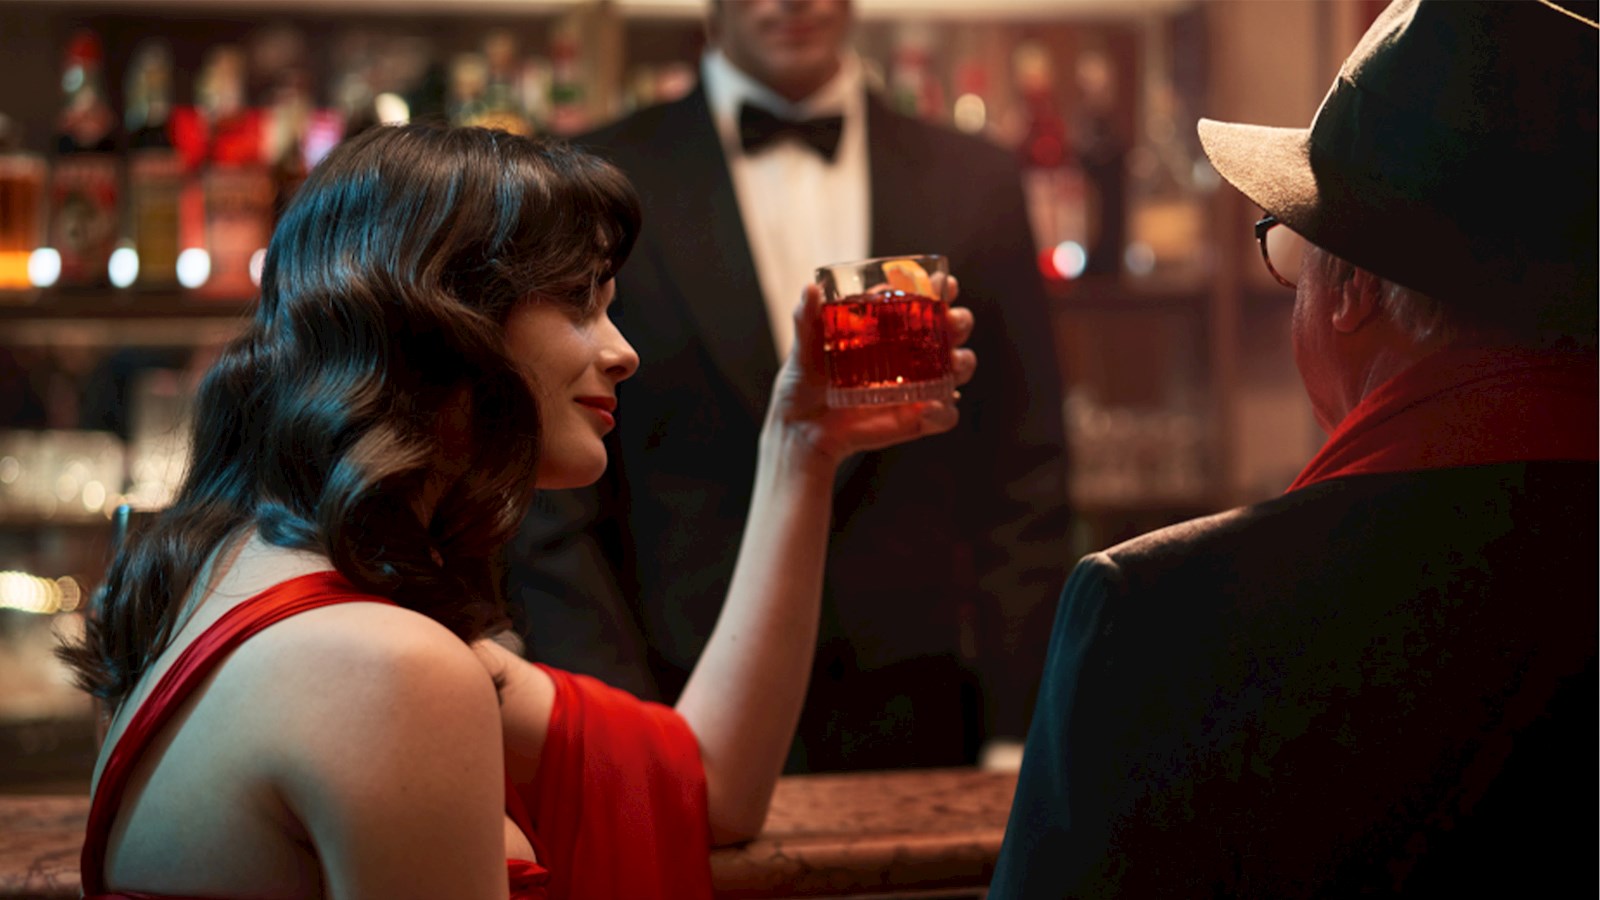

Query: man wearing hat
left=991, top=1, right=1597, bottom=895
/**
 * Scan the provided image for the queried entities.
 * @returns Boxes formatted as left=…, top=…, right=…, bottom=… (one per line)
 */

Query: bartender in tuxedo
left=507, top=0, right=1070, bottom=772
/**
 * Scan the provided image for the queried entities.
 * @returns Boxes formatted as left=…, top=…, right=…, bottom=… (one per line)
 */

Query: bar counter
left=1, top=768, right=1016, bottom=899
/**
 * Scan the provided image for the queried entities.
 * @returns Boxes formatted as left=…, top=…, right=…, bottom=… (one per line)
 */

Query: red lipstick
left=576, top=396, right=616, bottom=429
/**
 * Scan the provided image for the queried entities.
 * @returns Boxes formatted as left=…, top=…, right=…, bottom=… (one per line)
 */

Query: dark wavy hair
left=59, top=124, right=641, bottom=705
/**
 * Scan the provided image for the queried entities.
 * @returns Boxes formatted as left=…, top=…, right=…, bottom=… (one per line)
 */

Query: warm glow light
left=952, top=94, right=987, bottom=134
left=249, top=249, right=267, bottom=287
left=375, top=92, right=411, bottom=125
left=304, top=111, right=344, bottom=169
left=109, top=246, right=140, bottom=288
left=55, top=472, right=78, bottom=502
left=177, top=248, right=211, bottom=289
left=58, top=577, right=82, bottom=612
left=0, top=571, right=61, bottom=614
left=28, top=248, right=61, bottom=288
left=1124, top=241, right=1156, bottom=277
left=1051, top=241, right=1088, bottom=280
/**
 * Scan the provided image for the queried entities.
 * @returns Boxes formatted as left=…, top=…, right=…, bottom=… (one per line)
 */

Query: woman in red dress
left=58, top=123, right=976, bottom=900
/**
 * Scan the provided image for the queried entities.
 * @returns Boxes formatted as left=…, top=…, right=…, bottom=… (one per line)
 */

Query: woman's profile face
left=503, top=279, right=639, bottom=490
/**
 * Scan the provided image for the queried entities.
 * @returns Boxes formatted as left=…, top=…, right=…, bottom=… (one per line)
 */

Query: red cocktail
left=815, top=255, right=954, bottom=407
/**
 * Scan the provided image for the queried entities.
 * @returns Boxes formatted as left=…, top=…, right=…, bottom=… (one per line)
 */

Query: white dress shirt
left=701, top=49, right=871, bottom=359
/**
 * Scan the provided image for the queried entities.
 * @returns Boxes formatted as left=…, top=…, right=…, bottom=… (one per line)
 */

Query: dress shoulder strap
left=80, top=571, right=390, bottom=894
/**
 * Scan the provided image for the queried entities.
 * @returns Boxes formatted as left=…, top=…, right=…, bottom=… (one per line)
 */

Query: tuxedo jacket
left=992, top=461, right=1597, bottom=897
left=506, top=85, right=1071, bottom=767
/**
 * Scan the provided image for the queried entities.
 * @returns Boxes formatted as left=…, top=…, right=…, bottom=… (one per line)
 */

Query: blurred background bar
left=0, top=0, right=1387, bottom=795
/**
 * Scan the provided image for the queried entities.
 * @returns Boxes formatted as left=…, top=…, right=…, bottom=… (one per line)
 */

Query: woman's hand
left=767, top=274, right=977, bottom=470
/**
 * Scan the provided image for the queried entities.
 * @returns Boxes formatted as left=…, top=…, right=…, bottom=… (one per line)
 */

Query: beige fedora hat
left=1199, top=0, right=1598, bottom=331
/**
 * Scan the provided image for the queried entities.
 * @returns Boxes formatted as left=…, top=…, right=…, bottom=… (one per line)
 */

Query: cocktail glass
left=814, top=254, right=954, bottom=408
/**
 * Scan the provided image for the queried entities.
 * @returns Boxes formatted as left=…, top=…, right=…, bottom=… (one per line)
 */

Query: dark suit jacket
left=506, top=84, right=1071, bottom=770
left=992, top=462, right=1597, bottom=897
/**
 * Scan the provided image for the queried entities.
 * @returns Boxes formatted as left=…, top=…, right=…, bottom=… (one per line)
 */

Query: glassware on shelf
left=1065, top=390, right=1209, bottom=509
left=1123, top=15, right=1215, bottom=287
left=124, top=368, right=194, bottom=513
left=0, top=429, right=125, bottom=521
left=0, top=430, right=40, bottom=516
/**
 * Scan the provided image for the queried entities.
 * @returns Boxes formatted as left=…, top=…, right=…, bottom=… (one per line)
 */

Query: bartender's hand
left=767, top=275, right=976, bottom=469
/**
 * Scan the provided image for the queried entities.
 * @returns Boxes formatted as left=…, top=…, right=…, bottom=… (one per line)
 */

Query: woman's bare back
left=92, top=534, right=531, bottom=898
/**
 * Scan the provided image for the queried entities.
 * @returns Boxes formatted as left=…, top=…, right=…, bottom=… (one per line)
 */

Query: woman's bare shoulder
left=221, top=601, right=502, bottom=778
left=208, top=601, right=510, bottom=895
left=258, top=599, right=489, bottom=688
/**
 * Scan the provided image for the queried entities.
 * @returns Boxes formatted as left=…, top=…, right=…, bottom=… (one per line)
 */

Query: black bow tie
left=738, top=103, right=844, bottom=161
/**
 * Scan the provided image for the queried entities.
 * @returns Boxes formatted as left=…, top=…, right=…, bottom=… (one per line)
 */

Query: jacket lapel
left=645, top=87, right=779, bottom=425
left=866, top=93, right=921, bottom=258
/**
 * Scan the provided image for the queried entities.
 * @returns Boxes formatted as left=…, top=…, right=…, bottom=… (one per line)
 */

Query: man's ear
left=1332, top=266, right=1383, bottom=334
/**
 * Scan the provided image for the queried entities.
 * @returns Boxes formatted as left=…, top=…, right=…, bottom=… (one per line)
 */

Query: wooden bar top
left=712, top=768, right=1015, bottom=898
left=0, top=794, right=81, bottom=899
left=1, top=768, right=1016, bottom=899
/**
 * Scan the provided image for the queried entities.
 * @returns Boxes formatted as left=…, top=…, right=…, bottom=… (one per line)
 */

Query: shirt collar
left=703, top=48, right=864, bottom=147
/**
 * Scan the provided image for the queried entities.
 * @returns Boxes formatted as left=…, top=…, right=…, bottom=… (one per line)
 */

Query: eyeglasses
left=1254, top=214, right=1304, bottom=289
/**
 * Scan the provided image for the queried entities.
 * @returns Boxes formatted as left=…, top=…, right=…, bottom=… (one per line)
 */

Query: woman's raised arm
left=675, top=281, right=976, bottom=844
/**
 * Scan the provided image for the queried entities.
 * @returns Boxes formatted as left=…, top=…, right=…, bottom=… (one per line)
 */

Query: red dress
left=80, top=571, right=713, bottom=900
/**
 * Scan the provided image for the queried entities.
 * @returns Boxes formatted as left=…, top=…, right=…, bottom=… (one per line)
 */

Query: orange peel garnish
left=882, top=258, right=935, bottom=297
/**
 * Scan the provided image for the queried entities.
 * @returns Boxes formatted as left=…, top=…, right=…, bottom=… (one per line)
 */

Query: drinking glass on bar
left=814, top=254, right=954, bottom=408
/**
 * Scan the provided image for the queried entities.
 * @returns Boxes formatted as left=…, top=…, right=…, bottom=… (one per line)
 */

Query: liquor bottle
left=546, top=19, right=589, bottom=137
left=252, top=24, right=314, bottom=223
left=1073, top=46, right=1127, bottom=278
left=49, top=29, right=120, bottom=289
left=472, top=29, right=533, bottom=136
left=1011, top=41, right=1088, bottom=279
left=949, top=53, right=991, bottom=138
left=196, top=45, right=271, bottom=300
left=124, top=41, right=183, bottom=289
left=447, top=52, right=490, bottom=128
left=519, top=55, right=554, bottom=127
left=0, top=113, right=46, bottom=294
left=326, top=35, right=386, bottom=144
left=888, top=24, right=945, bottom=123
left=263, top=70, right=311, bottom=225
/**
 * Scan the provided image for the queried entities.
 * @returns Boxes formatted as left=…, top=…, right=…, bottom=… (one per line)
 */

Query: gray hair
left=1314, top=248, right=1453, bottom=344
